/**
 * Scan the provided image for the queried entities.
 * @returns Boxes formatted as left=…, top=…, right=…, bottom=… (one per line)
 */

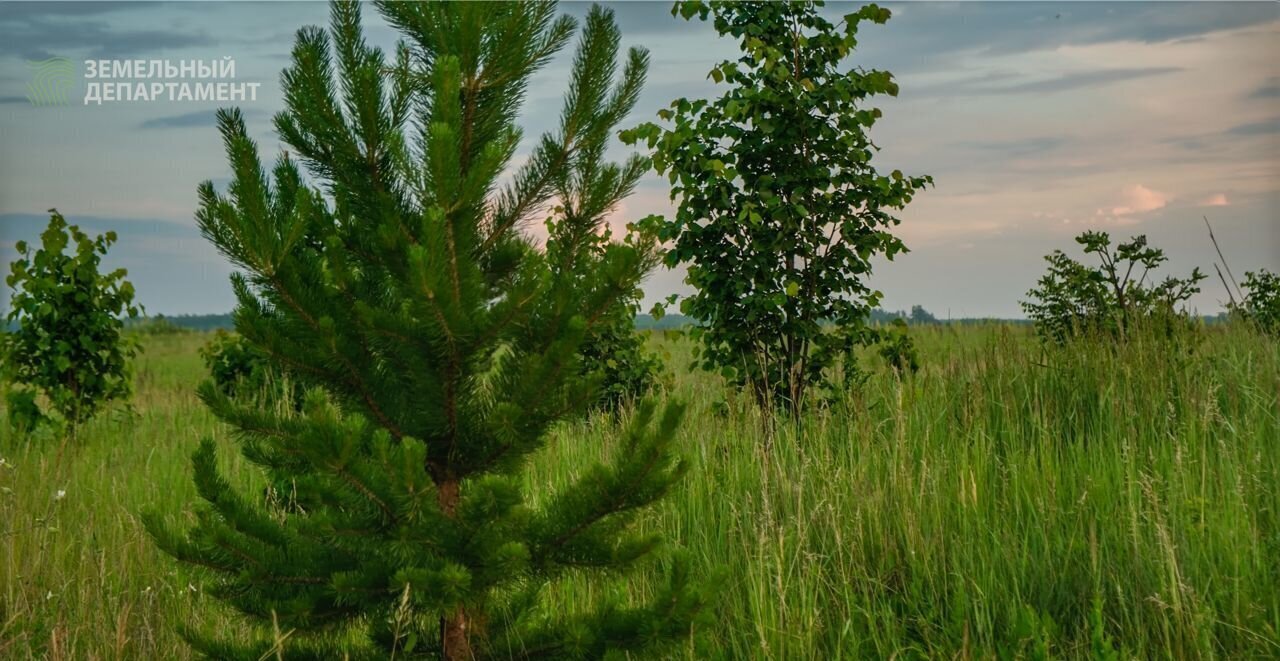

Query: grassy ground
left=2, top=324, right=1277, bottom=659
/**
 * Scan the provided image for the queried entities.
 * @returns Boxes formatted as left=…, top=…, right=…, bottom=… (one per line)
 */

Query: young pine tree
left=145, top=3, right=706, bottom=658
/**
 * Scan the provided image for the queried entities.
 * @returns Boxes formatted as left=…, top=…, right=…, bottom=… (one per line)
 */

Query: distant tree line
left=6, top=305, right=995, bottom=333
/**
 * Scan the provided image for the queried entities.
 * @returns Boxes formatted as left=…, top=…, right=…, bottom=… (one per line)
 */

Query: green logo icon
left=26, top=57, right=76, bottom=106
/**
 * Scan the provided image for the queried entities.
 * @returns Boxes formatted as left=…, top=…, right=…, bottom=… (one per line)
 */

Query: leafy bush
left=579, top=317, right=664, bottom=411
left=624, top=1, right=931, bottom=412
left=198, top=329, right=294, bottom=405
left=547, top=221, right=664, bottom=412
left=2, top=210, right=141, bottom=435
left=4, top=388, right=45, bottom=435
left=1022, top=231, right=1205, bottom=343
left=1231, top=269, right=1280, bottom=334
left=878, top=319, right=920, bottom=374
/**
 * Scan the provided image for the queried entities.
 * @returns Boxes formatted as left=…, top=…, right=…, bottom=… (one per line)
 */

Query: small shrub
left=199, top=329, right=296, bottom=406
left=831, top=342, right=872, bottom=406
left=4, top=389, right=46, bottom=435
left=1022, top=231, right=1205, bottom=343
left=878, top=318, right=920, bottom=374
left=579, top=322, right=664, bottom=411
left=545, top=215, right=663, bottom=414
left=199, top=329, right=262, bottom=396
left=1000, top=606, right=1056, bottom=661
left=1232, top=269, right=1280, bottom=334
left=2, top=210, right=141, bottom=435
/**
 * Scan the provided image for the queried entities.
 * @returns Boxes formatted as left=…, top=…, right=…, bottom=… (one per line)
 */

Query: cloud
left=1200, top=193, right=1230, bottom=207
left=991, top=67, right=1181, bottom=95
left=137, top=109, right=220, bottom=130
left=137, top=107, right=266, bottom=130
left=1162, top=136, right=1210, bottom=152
left=0, top=5, right=215, bottom=60
left=1226, top=117, right=1280, bottom=136
left=914, top=67, right=1182, bottom=98
left=1249, top=78, right=1280, bottom=100
left=1103, top=184, right=1169, bottom=218
left=956, top=136, right=1064, bottom=157
left=0, top=3, right=141, bottom=21
left=854, top=2, right=1278, bottom=64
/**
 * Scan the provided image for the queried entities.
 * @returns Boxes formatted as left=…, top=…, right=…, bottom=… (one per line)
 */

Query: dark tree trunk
left=437, top=478, right=474, bottom=660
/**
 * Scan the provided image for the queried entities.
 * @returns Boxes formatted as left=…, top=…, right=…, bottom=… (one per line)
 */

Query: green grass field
left=2, top=325, right=1278, bottom=659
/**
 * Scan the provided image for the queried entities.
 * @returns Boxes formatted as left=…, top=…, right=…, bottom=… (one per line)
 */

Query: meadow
left=1, top=323, right=1277, bottom=659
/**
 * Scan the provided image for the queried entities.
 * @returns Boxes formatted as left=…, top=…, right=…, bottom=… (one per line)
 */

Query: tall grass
left=2, top=324, right=1277, bottom=658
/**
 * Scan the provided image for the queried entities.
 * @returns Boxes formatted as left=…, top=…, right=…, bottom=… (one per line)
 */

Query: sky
left=1, top=1, right=1277, bottom=319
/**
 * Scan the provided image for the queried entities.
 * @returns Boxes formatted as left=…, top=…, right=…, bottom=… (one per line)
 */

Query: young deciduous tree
left=2, top=210, right=141, bottom=436
left=144, top=2, right=706, bottom=658
left=624, top=1, right=932, bottom=412
left=1022, top=231, right=1206, bottom=343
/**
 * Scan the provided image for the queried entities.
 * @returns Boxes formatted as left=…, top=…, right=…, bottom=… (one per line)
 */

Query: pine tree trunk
left=437, top=478, right=460, bottom=516
left=442, top=608, right=472, bottom=660
left=437, top=478, right=473, bottom=660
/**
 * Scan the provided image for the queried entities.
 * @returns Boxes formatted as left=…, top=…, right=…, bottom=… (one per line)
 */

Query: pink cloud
left=1107, top=184, right=1169, bottom=216
left=1199, top=193, right=1230, bottom=207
